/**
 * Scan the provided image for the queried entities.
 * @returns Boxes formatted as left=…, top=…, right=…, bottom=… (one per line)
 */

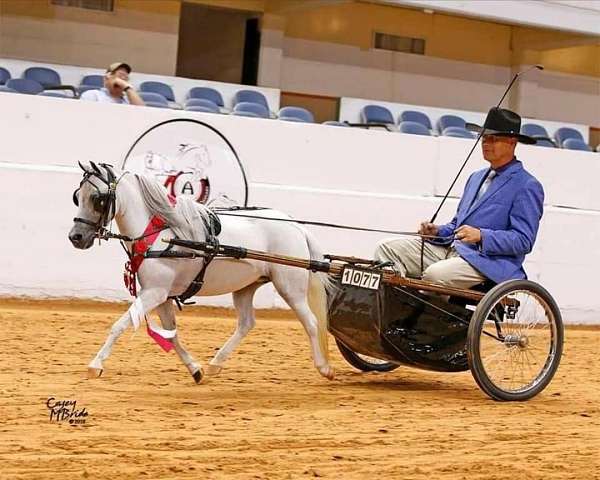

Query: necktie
left=476, top=169, right=496, bottom=202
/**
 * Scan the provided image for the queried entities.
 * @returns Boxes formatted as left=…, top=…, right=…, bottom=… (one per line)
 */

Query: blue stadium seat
left=399, top=121, right=431, bottom=136
left=38, top=91, right=68, bottom=98
left=399, top=110, right=432, bottom=130
left=184, top=98, right=220, bottom=113
left=0, top=67, right=11, bottom=85
left=521, top=123, right=548, bottom=138
left=442, top=126, right=474, bottom=139
left=23, top=67, right=61, bottom=88
left=534, top=138, right=556, bottom=148
left=437, top=115, right=466, bottom=134
left=140, top=81, right=175, bottom=102
left=234, top=89, right=269, bottom=110
left=187, top=87, right=224, bottom=107
left=232, top=102, right=269, bottom=119
left=322, top=121, right=349, bottom=127
left=361, top=105, right=394, bottom=125
left=81, top=74, right=104, bottom=87
left=278, top=106, right=314, bottom=123
left=555, top=127, right=584, bottom=147
left=139, top=91, right=169, bottom=107
left=562, top=138, right=592, bottom=152
left=6, top=78, right=44, bottom=95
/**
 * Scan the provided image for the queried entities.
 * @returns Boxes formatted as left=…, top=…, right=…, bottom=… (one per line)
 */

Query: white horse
left=68, top=162, right=334, bottom=383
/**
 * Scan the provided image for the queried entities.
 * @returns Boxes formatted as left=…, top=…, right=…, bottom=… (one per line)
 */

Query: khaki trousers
left=374, top=237, right=485, bottom=289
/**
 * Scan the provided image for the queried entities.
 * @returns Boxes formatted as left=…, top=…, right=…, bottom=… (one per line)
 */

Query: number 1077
left=341, top=268, right=381, bottom=290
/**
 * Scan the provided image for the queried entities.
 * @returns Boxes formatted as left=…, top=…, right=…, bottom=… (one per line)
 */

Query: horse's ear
left=78, top=161, right=90, bottom=172
left=90, top=161, right=102, bottom=174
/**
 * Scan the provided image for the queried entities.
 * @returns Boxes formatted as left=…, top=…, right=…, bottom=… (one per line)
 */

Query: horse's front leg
left=87, top=288, right=168, bottom=378
left=154, top=301, right=204, bottom=384
left=206, top=282, right=261, bottom=376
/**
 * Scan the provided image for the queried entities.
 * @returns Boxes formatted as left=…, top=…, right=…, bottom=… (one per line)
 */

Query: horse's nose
left=69, top=231, right=83, bottom=245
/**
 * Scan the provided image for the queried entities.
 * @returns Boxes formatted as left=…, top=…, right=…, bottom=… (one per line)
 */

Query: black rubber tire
left=335, top=338, right=400, bottom=372
left=467, top=279, right=564, bottom=401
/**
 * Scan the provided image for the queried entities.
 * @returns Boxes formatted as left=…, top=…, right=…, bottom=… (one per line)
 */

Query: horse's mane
left=134, top=173, right=211, bottom=242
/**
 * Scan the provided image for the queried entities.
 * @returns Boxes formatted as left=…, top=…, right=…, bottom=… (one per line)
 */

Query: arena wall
left=0, top=93, right=598, bottom=323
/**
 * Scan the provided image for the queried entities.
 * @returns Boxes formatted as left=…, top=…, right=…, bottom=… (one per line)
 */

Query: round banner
left=122, top=119, right=248, bottom=207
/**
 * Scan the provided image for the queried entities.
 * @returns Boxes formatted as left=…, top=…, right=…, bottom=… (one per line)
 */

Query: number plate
left=341, top=267, right=381, bottom=290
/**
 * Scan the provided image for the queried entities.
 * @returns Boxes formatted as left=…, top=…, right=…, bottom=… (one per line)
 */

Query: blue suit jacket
left=432, top=159, right=544, bottom=284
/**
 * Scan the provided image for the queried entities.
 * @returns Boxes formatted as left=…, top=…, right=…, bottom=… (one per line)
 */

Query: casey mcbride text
left=46, top=397, right=89, bottom=425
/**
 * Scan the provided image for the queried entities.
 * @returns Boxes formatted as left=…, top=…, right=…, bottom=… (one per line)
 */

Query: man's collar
left=492, top=157, right=519, bottom=175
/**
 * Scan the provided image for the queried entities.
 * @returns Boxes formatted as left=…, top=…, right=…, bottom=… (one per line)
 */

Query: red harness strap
left=124, top=195, right=176, bottom=297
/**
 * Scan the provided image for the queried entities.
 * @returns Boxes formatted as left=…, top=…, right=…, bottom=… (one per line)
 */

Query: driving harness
left=72, top=162, right=221, bottom=306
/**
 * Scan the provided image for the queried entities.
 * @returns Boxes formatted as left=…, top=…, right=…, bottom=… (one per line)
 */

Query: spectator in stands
left=374, top=107, right=543, bottom=289
left=80, top=62, right=144, bottom=106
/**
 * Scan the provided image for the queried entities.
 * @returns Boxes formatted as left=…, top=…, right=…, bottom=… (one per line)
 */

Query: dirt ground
left=0, top=299, right=598, bottom=480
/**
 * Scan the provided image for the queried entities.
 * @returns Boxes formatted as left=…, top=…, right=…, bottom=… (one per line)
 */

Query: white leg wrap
left=128, top=297, right=144, bottom=331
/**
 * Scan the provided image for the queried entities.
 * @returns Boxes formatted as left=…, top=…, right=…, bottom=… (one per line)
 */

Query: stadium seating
left=0, top=85, right=17, bottom=93
left=278, top=106, right=315, bottom=123
left=23, top=67, right=61, bottom=88
left=0, top=67, right=11, bottom=85
left=138, top=91, right=169, bottom=108
left=521, top=123, right=549, bottom=138
left=322, top=121, right=349, bottom=127
left=38, top=91, right=69, bottom=98
left=140, top=81, right=175, bottom=102
left=184, top=98, right=220, bottom=113
left=562, top=138, right=592, bottom=152
left=233, top=89, right=269, bottom=110
left=534, top=138, right=557, bottom=148
left=360, top=105, right=394, bottom=125
left=555, top=127, right=584, bottom=147
left=81, top=74, right=103, bottom=87
left=437, top=115, right=466, bottom=133
left=442, top=126, right=474, bottom=138
left=398, top=121, right=431, bottom=136
left=5, top=78, right=44, bottom=95
left=232, top=102, right=269, bottom=119
left=187, top=87, right=225, bottom=107
left=399, top=110, right=432, bottom=130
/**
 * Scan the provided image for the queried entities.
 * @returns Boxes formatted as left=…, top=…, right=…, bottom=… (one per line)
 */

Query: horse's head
left=68, top=161, right=119, bottom=249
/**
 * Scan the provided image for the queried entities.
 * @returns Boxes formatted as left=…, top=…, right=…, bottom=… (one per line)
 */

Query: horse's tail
left=304, top=229, right=334, bottom=365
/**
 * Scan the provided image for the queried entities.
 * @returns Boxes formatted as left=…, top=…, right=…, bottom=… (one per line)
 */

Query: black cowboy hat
left=466, top=107, right=536, bottom=144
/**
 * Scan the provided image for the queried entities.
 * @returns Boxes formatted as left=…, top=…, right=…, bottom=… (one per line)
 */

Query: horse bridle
left=72, top=162, right=121, bottom=235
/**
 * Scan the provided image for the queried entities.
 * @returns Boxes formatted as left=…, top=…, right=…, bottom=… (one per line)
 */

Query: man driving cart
left=375, top=107, right=544, bottom=290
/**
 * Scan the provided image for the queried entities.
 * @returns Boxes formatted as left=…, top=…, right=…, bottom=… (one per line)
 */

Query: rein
left=212, top=208, right=454, bottom=242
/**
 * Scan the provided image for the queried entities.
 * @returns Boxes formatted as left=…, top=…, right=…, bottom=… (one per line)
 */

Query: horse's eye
left=90, top=194, right=105, bottom=213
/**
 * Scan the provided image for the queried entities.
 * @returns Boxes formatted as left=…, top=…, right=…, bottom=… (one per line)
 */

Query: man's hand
left=112, top=77, right=131, bottom=91
left=455, top=225, right=481, bottom=244
left=418, top=221, right=438, bottom=237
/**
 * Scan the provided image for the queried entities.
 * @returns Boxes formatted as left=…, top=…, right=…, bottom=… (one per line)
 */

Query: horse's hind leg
left=87, top=288, right=167, bottom=378
left=272, top=269, right=335, bottom=380
left=155, top=301, right=204, bottom=384
left=206, top=282, right=261, bottom=376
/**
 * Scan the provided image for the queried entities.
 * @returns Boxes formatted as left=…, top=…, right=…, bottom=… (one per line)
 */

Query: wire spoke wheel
left=467, top=280, right=563, bottom=401
left=335, top=339, right=400, bottom=372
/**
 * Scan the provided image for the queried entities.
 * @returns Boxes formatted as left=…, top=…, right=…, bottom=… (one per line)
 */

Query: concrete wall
left=0, top=93, right=599, bottom=323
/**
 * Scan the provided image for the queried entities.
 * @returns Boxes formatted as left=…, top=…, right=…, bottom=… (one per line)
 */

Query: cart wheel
left=335, top=339, right=400, bottom=372
left=467, top=279, right=563, bottom=401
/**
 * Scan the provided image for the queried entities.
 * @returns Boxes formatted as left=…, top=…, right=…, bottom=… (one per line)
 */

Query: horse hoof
left=319, top=366, right=335, bottom=380
left=205, top=364, right=223, bottom=376
left=192, top=368, right=204, bottom=384
left=87, top=367, right=103, bottom=379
